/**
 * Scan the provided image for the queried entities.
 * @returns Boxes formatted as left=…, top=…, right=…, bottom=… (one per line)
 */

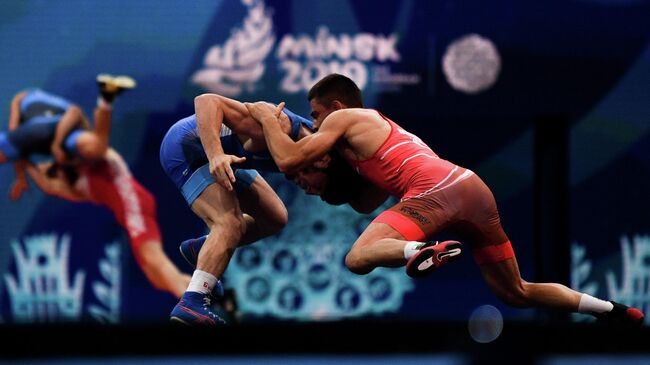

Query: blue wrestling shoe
left=406, top=240, right=463, bottom=278
left=170, top=291, right=227, bottom=327
left=179, top=235, right=207, bottom=268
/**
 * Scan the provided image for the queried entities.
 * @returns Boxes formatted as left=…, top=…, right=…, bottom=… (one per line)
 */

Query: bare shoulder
left=328, top=108, right=386, bottom=130
left=325, top=108, right=379, bottom=124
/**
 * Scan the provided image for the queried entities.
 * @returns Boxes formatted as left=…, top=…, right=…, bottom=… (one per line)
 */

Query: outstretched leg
left=135, top=240, right=191, bottom=298
left=93, top=73, right=136, bottom=145
left=479, top=256, right=581, bottom=310
left=70, top=74, right=135, bottom=161
left=479, top=255, right=644, bottom=324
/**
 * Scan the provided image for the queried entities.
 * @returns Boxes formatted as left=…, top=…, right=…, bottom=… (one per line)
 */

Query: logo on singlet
left=399, top=206, right=430, bottom=225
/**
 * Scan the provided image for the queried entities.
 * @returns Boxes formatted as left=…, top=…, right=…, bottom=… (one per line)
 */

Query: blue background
left=0, top=0, right=649, bottom=326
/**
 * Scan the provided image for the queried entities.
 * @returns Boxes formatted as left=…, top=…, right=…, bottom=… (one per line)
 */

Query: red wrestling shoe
left=596, top=301, right=645, bottom=326
left=406, top=240, right=463, bottom=278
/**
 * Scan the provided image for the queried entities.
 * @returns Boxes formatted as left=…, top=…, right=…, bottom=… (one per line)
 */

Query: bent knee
left=493, top=281, right=532, bottom=308
left=344, top=250, right=371, bottom=275
left=248, top=205, right=288, bottom=237
left=211, top=214, right=247, bottom=240
left=227, top=214, right=248, bottom=234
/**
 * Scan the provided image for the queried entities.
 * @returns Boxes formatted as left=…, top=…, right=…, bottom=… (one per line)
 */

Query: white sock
left=578, top=294, right=614, bottom=314
left=404, top=241, right=425, bottom=259
left=187, top=270, right=218, bottom=295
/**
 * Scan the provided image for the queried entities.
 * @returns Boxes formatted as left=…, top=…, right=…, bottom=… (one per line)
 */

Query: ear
left=313, top=154, right=331, bottom=169
left=331, top=100, right=346, bottom=110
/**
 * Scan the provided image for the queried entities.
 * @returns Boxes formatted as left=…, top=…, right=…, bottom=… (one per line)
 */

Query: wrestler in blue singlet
left=0, top=89, right=85, bottom=161
left=159, top=107, right=313, bottom=205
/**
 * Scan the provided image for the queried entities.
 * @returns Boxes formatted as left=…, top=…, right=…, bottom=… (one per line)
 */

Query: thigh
left=191, top=182, right=242, bottom=227
left=371, top=195, right=451, bottom=242
left=447, top=174, right=509, bottom=249
left=236, top=173, right=287, bottom=223
left=351, top=221, right=406, bottom=249
left=478, top=257, right=523, bottom=299
left=7, top=122, right=57, bottom=157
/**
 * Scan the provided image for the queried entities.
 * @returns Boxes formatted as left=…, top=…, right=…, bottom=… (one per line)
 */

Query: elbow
left=194, top=93, right=221, bottom=110
left=194, top=94, right=223, bottom=125
left=276, top=158, right=301, bottom=175
left=194, top=93, right=212, bottom=105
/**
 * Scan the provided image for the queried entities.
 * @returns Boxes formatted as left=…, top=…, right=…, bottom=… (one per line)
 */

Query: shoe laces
left=202, top=295, right=225, bottom=322
left=202, top=295, right=212, bottom=309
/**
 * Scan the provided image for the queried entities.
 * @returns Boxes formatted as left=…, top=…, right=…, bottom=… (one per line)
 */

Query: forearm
left=195, top=95, right=226, bottom=158
left=24, top=163, right=54, bottom=193
left=53, top=106, right=83, bottom=146
left=8, top=91, right=27, bottom=131
left=25, top=163, right=84, bottom=201
left=259, top=115, right=305, bottom=173
left=13, top=161, right=27, bottom=181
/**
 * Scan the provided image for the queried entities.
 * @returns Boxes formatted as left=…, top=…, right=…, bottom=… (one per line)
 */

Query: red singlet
left=75, top=153, right=161, bottom=261
left=345, top=111, right=458, bottom=200
left=345, top=110, right=514, bottom=265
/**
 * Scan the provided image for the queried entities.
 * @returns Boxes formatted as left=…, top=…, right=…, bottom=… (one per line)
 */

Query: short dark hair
left=307, top=73, right=363, bottom=108
left=320, top=149, right=369, bottom=205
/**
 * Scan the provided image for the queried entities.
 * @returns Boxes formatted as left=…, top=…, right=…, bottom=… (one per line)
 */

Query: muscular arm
left=23, top=162, right=86, bottom=202
left=246, top=102, right=346, bottom=174
left=51, top=105, right=85, bottom=162
left=8, top=91, right=27, bottom=131
left=194, top=93, right=262, bottom=191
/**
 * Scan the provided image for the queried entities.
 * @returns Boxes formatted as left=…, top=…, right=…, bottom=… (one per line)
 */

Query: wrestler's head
left=287, top=149, right=368, bottom=206
left=285, top=155, right=331, bottom=195
left=46, top=160, right=81, bottom=184
left=307, top=73, right=363, bottom=129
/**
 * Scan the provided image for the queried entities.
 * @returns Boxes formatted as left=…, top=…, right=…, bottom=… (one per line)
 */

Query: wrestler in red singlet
left=75, top=151, right=161, bottom=265
left=247, top=73, right=646, bottom=325
left=347, top=110, right=514, bottom=265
